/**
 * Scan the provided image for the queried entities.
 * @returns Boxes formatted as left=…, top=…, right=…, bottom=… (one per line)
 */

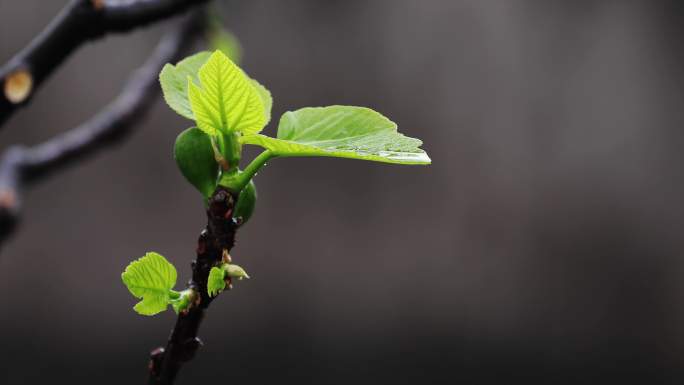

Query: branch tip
left=4, top=69, right=33, bottom=104
left=0, top=189, right=17, bottom=210
left=90, top=0, right=105, bottom=11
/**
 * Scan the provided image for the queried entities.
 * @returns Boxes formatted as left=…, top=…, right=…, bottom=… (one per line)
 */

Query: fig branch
left=123, top=17, right=430, bottom=385
left=148, top=187, right=239, bottom=385
left=0, top=0, right=210, bottom=127
left=0, top=10, right=207, bottom=248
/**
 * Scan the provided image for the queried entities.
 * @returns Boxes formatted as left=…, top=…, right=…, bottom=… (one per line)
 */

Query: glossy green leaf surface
left=121, top=252, right=178, bottom=316
left=241, top=106, right=431, bottom=165
left=174, top=127, right=218, bottom=198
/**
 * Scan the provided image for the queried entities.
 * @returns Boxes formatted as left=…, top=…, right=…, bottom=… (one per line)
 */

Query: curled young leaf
left=207, top=266, right=227, bottom=297
left=170, top=289, right=195, bottom=314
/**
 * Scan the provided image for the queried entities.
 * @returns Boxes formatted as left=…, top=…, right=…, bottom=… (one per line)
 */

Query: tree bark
left=149, top=187, right=239, bottom=385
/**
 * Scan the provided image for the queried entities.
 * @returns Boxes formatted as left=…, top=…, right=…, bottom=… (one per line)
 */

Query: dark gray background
left=1, top=1, right=683, bottom=384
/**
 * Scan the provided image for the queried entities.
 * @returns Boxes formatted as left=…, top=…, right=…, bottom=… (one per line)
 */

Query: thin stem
left=239, top=150, right=275, bottom=188
left=216, top=131, right=242, bottom=172
left=217, top=149, right=274, bottom=192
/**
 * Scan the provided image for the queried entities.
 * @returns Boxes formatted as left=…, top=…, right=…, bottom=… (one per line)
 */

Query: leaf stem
left=241, top=149, right=275, bottom=183
left=218, top=149, right=275, bottom=193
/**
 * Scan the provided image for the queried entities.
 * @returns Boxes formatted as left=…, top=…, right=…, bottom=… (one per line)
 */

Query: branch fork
left=0, top=0, right=210, bottom=126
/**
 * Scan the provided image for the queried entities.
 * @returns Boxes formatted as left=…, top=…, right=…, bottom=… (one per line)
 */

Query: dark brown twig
left=0, top=0, right=209, bottom=127
left=149, top=187, right=239, bottom=385
left=0, top=9, right=207, bottom=246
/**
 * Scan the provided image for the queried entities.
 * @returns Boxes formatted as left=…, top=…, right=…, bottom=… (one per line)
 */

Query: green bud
left=224, top=263, right=250, bottom=280
left=170, top=289, right=194, bottom=314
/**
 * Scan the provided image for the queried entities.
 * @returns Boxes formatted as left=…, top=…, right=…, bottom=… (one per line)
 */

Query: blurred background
left=2, top=0, right=684, bottom=384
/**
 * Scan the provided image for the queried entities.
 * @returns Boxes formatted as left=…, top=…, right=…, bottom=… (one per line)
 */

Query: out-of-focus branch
left=0, top=9, right=207, bottom=246
left=0, top=0, right=209, bottom=127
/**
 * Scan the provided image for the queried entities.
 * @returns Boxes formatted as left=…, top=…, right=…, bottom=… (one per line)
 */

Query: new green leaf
left=241, top=106, right=431, bottom=165
left=251, top=78, right=272, bottom=126
left=160, top=52, right=211, bottom=120
left=208, top=267, right=226, bottom=297
left=188, top=80, right=221, bottom=136
left=121, top=252, right=178, bottom=316
left=160, top=51, right=272, bottom=130
left=189, top=50, right=266, bottom=136
left=207, top=263, right=250, bottom=297
left=170, top=289, right=193, bottom=314
left=174, top=127, right=219, bottom=198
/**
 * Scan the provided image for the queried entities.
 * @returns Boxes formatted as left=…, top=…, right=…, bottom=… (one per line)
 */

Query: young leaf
left=159, top=51, right=272, bottom=128
left=241, top=106, right=431, bottom=165
left=170, top=289, right=193, bottom=314
left=207, top=266, right=226, bottom=297
left=189, top=50, right=266, bottom=136
left=174, top=127, right=219, bottom=198
left=121, top=252, right=178, bottom=316
left=188, top=80, right=222, bottom=136
left=250, top=78, right=272, bottom=126
left=160, top=51, right=212, bottom=120
left=134, top=295, right=170, bottom=316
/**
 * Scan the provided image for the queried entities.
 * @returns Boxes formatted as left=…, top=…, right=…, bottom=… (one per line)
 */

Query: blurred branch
left=0, top=0, right=210, bottom=127
left=0, top=9, right=207, bottom=247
